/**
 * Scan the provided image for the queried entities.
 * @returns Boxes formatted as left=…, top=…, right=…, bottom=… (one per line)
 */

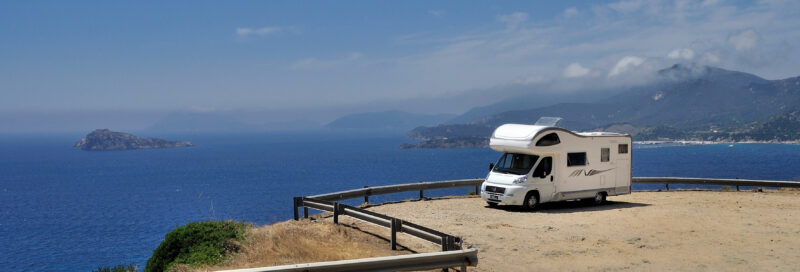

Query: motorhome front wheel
left=524, top=192, right=539, bottom=210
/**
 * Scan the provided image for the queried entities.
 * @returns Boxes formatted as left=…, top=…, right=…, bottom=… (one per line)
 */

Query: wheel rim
left=527, top=195, right=537, bottom=208
left=595, top=193, right=603, bottom=203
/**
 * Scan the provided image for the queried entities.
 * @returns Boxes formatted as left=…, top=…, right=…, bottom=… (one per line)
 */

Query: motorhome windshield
left=493, top=153, right=539, bottom=175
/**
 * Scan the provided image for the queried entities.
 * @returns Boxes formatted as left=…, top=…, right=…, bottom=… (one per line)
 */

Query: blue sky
left=1, top=0, right=799, bottom=121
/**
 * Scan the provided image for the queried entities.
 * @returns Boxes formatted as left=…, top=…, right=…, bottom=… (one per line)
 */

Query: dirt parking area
left=335, top=190, right=800, bottom=271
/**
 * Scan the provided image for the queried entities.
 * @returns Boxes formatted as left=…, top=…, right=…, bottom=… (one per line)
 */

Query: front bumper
left=480, top=183, right=528, bottom=205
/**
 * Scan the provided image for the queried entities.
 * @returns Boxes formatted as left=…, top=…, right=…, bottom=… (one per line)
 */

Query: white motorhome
left=480, top=118, right=632, bottom=209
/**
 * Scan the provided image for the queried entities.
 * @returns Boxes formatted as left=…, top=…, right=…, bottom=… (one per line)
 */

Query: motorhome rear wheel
left=593, top=192, right=607, bottom=204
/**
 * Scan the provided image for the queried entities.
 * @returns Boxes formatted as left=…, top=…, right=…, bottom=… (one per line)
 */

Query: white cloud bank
left=668, top=48, right=695, bottom=60
left=609, top=56, right=645, bottom=77
left=563, top=63, right=591, bottom=78
left=728, top=29, right=760, bottom=51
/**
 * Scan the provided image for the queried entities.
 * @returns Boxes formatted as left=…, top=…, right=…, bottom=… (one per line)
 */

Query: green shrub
left=144, top=220, right=249, bottom=272
left=92, top=264, right=137, bottom=272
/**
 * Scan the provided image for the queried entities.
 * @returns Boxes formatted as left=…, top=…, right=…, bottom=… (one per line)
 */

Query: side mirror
left=489, top=163, right=494, bottom=171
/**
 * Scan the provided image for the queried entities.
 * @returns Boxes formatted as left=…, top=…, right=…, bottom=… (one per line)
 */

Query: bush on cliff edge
left=145, top=220, right=249, bottom=272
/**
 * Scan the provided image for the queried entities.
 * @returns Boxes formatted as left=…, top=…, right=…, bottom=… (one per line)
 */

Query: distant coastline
left=402, top=137, right=800, bottom=149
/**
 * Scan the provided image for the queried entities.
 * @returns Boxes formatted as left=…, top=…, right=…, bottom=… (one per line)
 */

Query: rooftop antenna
left=534, top=117, right=562, bottom=127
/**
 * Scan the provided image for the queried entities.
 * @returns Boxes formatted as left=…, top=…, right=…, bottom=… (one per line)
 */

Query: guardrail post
left=475, top=185, right=480, bottom=195
left=364, top=186, right=370, bottom=204
left=441, top=236, right=448, bottom=252
left=293, top=197, right=301, bottom=221
left=665, top=184, right=670, bottom=191
left=303, top=206, right=309, bottom=219
left=391, top=218, right=402, bottom=250
left=333, top=202, right=340, bottom=225
left=419, top=189, right=424, bottom=200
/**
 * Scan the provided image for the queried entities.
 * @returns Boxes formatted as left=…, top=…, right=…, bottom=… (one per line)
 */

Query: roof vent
left=534, top=117, right=562, bottom=127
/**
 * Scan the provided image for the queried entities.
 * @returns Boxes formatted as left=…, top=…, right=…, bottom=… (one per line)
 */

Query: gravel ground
left=335, top=190, right=800, bottom=271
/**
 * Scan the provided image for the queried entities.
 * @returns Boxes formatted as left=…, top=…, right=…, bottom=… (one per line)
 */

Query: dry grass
left=187, top=220, right=408, bottom=271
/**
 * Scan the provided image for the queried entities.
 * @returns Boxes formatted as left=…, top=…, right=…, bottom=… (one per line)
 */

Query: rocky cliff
left=74, top=129, right=193, bottom=151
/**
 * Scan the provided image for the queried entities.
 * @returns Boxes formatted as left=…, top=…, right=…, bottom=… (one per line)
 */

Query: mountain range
left=324, top=110, right=454, bottom=131
left=406, top=64, right=800, bottom=147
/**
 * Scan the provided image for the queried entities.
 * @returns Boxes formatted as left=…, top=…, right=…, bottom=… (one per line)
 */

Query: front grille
left=484, top=185, right=505, bottom=194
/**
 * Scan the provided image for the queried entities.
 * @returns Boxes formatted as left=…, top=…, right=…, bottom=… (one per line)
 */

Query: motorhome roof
left=492, top=124, right=550, bottom=141
left=492, top=123, right=626, bottom=141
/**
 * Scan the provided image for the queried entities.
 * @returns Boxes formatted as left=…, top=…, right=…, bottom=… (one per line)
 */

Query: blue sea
left=1, top=132, right=799, bottom=271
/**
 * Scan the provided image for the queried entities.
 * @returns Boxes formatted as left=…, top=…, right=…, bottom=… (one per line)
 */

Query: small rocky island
left=74, top=129, right=193, bottom=151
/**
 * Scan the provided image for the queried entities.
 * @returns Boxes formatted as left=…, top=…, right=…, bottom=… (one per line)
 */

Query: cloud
left=728, top=29, right=760, bottom=51
left=563, top=63, right=591, bottom=78
left=236, top=26, right=281, bottom=37
left=703, top=52, right=721, bottom=63
left=248, top=0, right=800, bottom=111
left=667, top=48, right=695, bottom=59
left=497, top=12, right=528, bottom=30
left=609, top=56, right=645, bottom=77
left=428, top=10, right=445, bottom=17
left=564, top=7, right=579, bottom=18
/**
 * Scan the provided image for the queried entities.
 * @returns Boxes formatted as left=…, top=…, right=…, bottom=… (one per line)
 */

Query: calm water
left=1, top=132, right=799, bottom=271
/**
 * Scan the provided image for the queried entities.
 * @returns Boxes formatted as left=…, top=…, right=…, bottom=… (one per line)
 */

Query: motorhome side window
left=535, top=133, right=560, bottom=146
left=618, top=144, right=629, bottom=154
left=601, top=148, right=610, bottom=162
left=567, top=152, right=587, bottom=167
left=493, top=153, right=539, bottom=175
left=532, top=157, right=552, bottom=177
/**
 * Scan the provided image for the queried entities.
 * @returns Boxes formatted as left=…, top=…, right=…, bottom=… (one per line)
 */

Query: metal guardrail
left=307, top=179, right=484, bottom=202
left=301, top=177, right=800, bottom=209
left=215, top=248, right=478, bottom=272
left=296, top=179, right=481, bottom=253
left=295, top=197, right=462, bottom=251
left=633, top=177, right=800, bottom=191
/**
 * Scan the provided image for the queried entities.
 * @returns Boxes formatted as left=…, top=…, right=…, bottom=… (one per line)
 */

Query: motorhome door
left=615, top=143, right=631, bottom=193
left=532, top=156, right=554, bottom=200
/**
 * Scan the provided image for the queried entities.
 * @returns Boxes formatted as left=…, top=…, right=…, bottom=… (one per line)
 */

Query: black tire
left=523, top=192, right=539, bottom=211
left=487, top=202, right=498, bottom=208
left=593, top=192, right=607, bottom=205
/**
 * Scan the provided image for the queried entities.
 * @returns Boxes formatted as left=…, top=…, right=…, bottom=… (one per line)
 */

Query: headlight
left=512, top=175, right=528, bottom=184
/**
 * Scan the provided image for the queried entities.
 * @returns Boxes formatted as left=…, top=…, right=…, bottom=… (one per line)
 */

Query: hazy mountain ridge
left=407, top=64, right=800, bottom=146
left=325, top=110, right=455, bottom=131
